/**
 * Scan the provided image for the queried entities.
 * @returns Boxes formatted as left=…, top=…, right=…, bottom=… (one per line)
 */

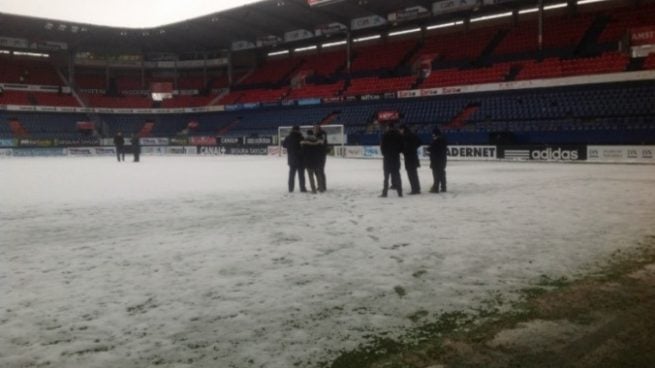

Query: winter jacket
left=402, top=130, right=422, bottom=169
left=283, top=131, right=304, bottom=167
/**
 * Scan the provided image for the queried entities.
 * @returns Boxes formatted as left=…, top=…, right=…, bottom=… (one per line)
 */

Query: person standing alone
left=131, top=135, right=141, bottom=162
left=399, top=124, right=422, bottom=194
left=282, top=126, right=307, bottom=193
left=114, top=131, right=125, bottom=162
left=380, top=123, right=404, bottom=197
left=428, top=128, right=448, bottom=193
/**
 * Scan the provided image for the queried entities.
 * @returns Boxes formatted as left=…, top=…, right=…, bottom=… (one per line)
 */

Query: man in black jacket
left=302, top=130, right=322, bottom=193
left=131, top=135, right=141, bottom=162
left=313, top=124, right=328, bottom=192
left=380, top=123, right=404, bottom=197
left=399, top=125, right=422, bottom=194
left=427, top=128, right=448, bottom=193
left=113, top=131, right=125, bottom=162
left=282, top=126, right=307, bottom=193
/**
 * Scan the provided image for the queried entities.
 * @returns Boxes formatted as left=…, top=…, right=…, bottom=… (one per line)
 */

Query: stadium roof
left=0, top=0, right=615, bottom=55
left=0, top=0, right=267, bottom=28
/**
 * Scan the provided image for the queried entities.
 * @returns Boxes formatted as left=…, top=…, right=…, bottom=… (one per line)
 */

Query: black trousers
left=306, top=168, right=318, bottom=193
left=116, top=147, right=125, bottom=161
left=133, top=151, right=140, bottom=162
left=405, top=165, right=421, bottom=193
left=288, top=164, right=306, bottom=192
left=382, top=160, right=402, bottom=196
left=431, top=166, right=447, bottom=192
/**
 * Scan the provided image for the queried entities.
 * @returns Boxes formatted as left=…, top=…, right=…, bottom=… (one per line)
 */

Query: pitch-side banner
left=418, top=145, right=498, bottom=161
left=587, top=146, right=655, bottom=163
left=500, top=146, right=587, bottom=161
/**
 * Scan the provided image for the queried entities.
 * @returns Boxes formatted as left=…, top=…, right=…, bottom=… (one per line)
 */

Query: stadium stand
left=0, top=56, right=62, bottom=86
left=1, top=0, right=654, bottom=147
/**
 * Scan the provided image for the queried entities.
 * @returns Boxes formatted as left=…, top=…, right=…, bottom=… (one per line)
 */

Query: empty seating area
left=0, top=57, right=62, bottom=86
left=419, top=28, right=494, bottom=62
left=160, top=95, right=214, bottom=108
left=345, top=76, right=415, bottom=96
left=76, top=69, right=107, bottom=90
left=644, top=53, right=655, bottom=69
left=82, top=94, right=153, bottom=109
left=598, top=3, right=655, bottom=44
left=33, top=92, right=80, bottom=107
left=218, top=88, right=289, bottom=105
left=5, top=112, right=91, bottom=139
left=350, top=40, right=416, bottom=72
left=422, top=64, right=510, bottom=88
left=299, top=51, right=347, bottom=77
left=0, top=90, right=33, bottom=105
left=516, top=52, right=629, bottom=80
left=286, top=81, right=343, bottom=100
left=4, top=79, right=654, bottom=145
left=495, top=14, right=594, bottom=56
left=240, top=58, right=302, bottom=86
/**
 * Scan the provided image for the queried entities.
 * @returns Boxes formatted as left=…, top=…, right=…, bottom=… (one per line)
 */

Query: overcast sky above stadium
left=0, top=0, right=265, bottom=28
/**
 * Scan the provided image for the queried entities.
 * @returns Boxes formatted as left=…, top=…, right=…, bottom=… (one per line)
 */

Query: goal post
left=278, top=124, right=346, bottom=157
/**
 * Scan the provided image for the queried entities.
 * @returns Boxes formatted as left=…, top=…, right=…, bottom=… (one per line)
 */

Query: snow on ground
left=1, top=156, right=654, bottom=368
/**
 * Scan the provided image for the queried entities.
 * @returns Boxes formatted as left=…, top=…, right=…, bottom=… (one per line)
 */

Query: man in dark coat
left=379, top=123, right=404, bottom=197
left=131, top=135, right=141, bottom=162
left=427, top=128, right=448, bottom=193
left=113, top=131, right=125, bottom=162
left=301, top=130, right=322, bottom=193
left=313, top=124, right=328, bottom=192
left=399, top=125, right=422, bottom=194
left=282, top=126, right=307, bottom=193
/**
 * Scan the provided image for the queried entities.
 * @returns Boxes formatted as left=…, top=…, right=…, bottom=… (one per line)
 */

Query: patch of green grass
left=324, top=238, right=655, bottom=368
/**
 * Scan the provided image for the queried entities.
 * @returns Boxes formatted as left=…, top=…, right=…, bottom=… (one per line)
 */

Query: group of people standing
left=282, top=123, right=448, bottom=197
left=113, top=131, right=141, bottom=162
left=380, top=123, right=448, bottom=197
left=282, top=125, right=328, bottom=193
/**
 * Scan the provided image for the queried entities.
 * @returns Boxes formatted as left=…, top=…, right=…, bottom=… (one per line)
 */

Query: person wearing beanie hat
left=282, top=126, right=307, bottom=193
left=427, top=127, right=448, bottom=193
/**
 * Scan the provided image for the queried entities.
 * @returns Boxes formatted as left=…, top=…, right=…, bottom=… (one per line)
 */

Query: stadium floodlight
left=519, top=2, right=568, bottom=14
left=544, top=2, right=568, bottom=10
left=578, top=0, right=611, bottom=4
left=13, top=51, right=49, bottom=58
left=519, top=7, right=539, bottom=14
left=268, top=50, right=289, bottom=57
left=294, top=45, right=318, bottom=53
left=388, top=28, right=421, bottom=37
left=322, top=40, right=347, bottom=48
left=426, top=21, right=464, bottom=30
left=278, top=125, right=346, bottom=157
left=354, top=35, right=381, bottom=43
left=470, top=12, right=513, bottom=23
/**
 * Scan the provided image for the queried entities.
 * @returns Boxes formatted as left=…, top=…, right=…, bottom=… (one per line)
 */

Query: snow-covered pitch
left=1, top=156, right=654, bottom=368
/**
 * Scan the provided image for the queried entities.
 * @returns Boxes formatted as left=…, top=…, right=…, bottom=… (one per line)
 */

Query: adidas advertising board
left=500, top=146, right=586, bottom=161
